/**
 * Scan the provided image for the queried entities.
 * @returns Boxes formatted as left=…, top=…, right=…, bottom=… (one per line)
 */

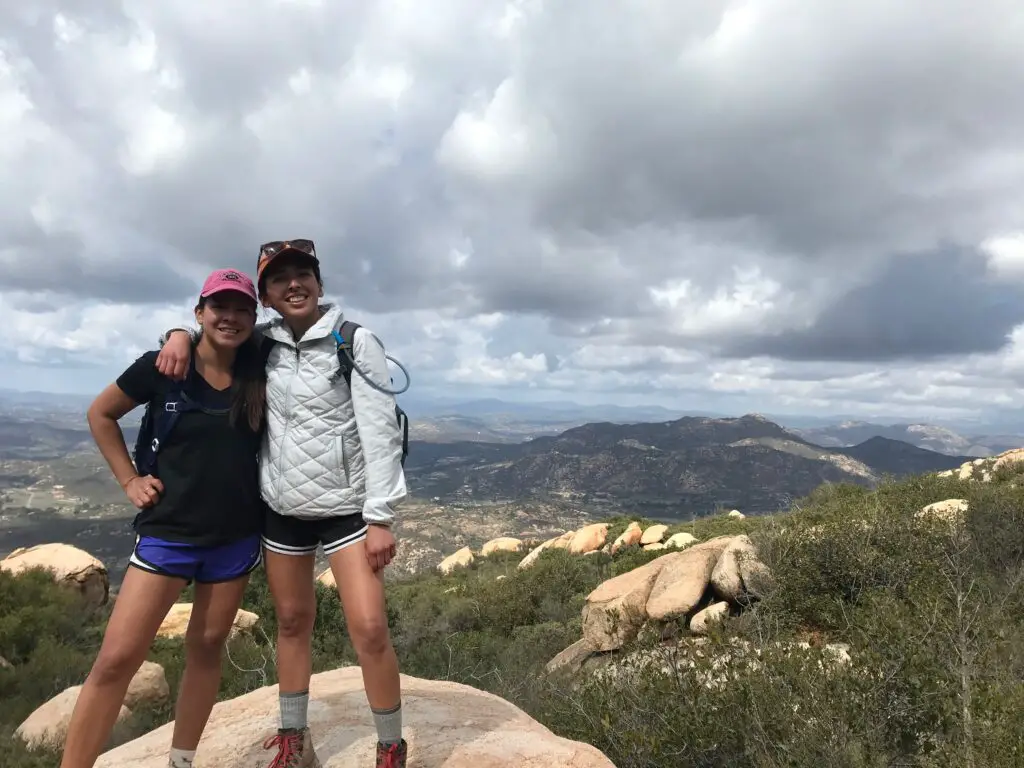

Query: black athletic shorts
left=261, top=505, right=368, bottom=557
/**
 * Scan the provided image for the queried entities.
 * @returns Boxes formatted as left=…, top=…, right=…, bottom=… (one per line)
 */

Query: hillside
left=404, top=413, right=968, bottom=518
left=790, top=419, right=1024, bottom=457
left=3, top=451, right=1024, bottom=767
left=409, top=414, right=572, bottom=443
left=839, top=435, right=971, bottom=476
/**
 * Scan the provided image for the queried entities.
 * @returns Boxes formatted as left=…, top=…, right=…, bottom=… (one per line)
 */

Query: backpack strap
left=330, top=320, right=361, bottom=386
left=133, top=359, right=206, bottom=476
left=150, top=380, right=189, bottom=456
left=258, top=333, right=277, bottom=365
left=329, top=319, right=409, bottom=466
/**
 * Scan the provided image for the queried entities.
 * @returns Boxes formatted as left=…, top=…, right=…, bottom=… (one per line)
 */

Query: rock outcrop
left=645, top=537, right=732, bottom=621
left=710, top=535, right=771, bottom=603
left=568, top=523, right=609, bottom=554
left=157, top=603, right=259, bottom=639
left=94, top=667, right=614, bottom=767
left=16, top=661, right=169, bottom=750
left=480, top=536, right=523, bottom=556
left=0, top=543, right=109, bottom=608
left=610, top=522, right=642, bottom=553
left=437, top=546, right=475, bottom=575
left=665, top=532, right=698, bottom=549
left=639, top=524, right=668, bottom=545
left=555, top=533, right=772, bottom=665
left=916, top=498, right=969, bottom=526
left=438, top=514, right=753, bottom=576
left=937, top=447, right=1024, bottom=482
left=689, top=601, right=730, bottom=634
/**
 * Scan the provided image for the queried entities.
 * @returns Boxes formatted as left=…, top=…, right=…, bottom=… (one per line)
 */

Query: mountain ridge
left=403, top=413, right=967, bottom=518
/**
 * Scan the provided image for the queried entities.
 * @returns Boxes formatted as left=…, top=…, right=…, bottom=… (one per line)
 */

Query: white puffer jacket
left=257, top=305, right=406, bottom=523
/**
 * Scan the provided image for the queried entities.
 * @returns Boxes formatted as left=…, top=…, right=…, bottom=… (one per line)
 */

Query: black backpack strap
left=330, top=320, right=361, bottom=386
left=259, top=335, right=276, bottom=364
left=330, top=319, right=409, bottom=466
left=133, top=359, right=206, bottom=476
left=151, top=380, right=188, bottom=454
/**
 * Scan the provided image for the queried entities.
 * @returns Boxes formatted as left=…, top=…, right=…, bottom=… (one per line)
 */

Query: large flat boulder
left=581, top=554, right=676, bottom=651
left=95, top=667, right=614, bottom=767
left=645, top=536, right=732, bottom=621
left=16, top=661, right=169, bottom=750
left=157, top=603, right=258, bottom=639
left=1, top=543, right=109, bottom=608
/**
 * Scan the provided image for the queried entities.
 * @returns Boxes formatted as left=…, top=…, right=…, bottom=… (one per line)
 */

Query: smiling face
left=195, top=291, right=257, bottom=349
left=259, top=252, right=324, bottom=323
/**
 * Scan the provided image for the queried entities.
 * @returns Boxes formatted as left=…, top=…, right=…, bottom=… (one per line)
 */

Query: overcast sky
left=3, top=1, right=1024, bottom=424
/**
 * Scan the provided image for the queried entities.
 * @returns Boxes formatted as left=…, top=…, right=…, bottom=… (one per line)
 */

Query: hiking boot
left=376, top=739, right=408, bottom=768
left=262, top=728, right=321, bottom=768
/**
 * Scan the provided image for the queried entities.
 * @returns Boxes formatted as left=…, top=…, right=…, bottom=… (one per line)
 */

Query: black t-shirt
left=115, top=351, right=264, bottom=546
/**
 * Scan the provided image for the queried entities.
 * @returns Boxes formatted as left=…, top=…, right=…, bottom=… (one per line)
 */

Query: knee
left=276, top=602, right=316, bottom=640
left=350, top=615, right=391, bottom=658
left=185, top=625, right=232, bottom=662
left=90, top=645, right=143, bottom=686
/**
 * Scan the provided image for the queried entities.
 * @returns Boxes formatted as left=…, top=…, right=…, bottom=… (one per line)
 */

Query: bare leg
left=170, top=575, right=250, bottom=751
left=327, top=540, right=400, bottom=711
left=59, top=567, right=185, bottom=768
left=264, top=550, right=317, bottom=697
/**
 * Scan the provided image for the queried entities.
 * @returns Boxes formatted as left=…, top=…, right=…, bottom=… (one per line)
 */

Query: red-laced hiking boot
left=376, top=739, right=408, bottom=768
left=263, top=728, right=321, bottom=768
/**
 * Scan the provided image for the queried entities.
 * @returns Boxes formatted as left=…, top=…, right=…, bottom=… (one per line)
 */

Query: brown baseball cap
left=255, top=239, right=320, bottom=287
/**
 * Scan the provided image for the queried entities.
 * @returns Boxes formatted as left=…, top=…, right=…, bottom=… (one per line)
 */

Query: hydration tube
left=331, top=329, right=411, bottom=396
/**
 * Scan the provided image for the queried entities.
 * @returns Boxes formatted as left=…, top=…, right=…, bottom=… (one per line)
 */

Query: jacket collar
left=263, top=303, right=344, bottom=347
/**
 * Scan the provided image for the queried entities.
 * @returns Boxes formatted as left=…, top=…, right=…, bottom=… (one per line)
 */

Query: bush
left=2, top=469, right=1023, bottom=767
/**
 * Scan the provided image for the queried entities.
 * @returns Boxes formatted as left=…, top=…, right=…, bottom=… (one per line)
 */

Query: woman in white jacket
left=156, top=240, right=408, bottom=768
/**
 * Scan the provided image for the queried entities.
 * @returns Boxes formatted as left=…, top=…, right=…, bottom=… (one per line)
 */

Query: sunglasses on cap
left=258, top=239, right=317, bottom=259
left=256, top=239, right=320, bottom=283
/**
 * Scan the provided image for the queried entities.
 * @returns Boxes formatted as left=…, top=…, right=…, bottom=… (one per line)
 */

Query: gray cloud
left=723, top=247, right=1024, bottom=361
left=0, top=226, right=196, bottom=305
left=3, top=0, right=1024, bottom=384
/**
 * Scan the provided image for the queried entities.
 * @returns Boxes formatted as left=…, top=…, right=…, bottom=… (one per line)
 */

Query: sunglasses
left=258, top=239, right=317, bottom=260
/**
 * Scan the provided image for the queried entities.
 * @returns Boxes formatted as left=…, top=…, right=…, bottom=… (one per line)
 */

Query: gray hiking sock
left=371, top=702, right=402, bottom=745
left=280, top=690, right=309, bottom=731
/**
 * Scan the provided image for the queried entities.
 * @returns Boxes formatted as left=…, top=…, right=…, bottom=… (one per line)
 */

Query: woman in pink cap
left=60, top=269, right=268, bottom=768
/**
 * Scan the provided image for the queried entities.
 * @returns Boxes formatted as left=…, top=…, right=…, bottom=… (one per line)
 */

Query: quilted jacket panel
left=258, top=305, right=408, bottom=524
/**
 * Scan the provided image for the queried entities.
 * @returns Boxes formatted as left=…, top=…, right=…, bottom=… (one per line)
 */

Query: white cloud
left=982, top=233, right=1024, bottom=279
left=3, top=1, right=1024, bottom=428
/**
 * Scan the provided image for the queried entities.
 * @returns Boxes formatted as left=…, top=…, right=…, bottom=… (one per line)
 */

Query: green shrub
left=2, top=469, right=1023, bottom=767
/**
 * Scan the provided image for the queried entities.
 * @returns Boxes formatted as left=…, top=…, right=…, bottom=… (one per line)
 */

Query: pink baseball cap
left=200, top=268, right=257, bottom=303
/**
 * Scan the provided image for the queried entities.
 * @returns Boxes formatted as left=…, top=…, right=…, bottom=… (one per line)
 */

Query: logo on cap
left=223, top=271, right=241, bottom=281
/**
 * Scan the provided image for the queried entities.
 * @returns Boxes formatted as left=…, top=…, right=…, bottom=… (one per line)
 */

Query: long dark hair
left=195, top=297, right=267, bottom=432
left=229, top=336, right=267, bottom=432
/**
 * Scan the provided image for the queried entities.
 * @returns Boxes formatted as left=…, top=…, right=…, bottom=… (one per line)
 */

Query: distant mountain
left=403, top=414, right=968, bottom=519
left=406, top=398, right=729, bottom=443
left=790, top=420, right=1004, bottom=457
left=409, top=414, right=575, bottom=443
left=840, top=436, right=967, bottom=476
left=404, top=396, right=711, bottom=423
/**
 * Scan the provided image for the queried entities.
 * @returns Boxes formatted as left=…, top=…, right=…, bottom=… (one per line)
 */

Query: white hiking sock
left=169, top=747, right=195, bottom=767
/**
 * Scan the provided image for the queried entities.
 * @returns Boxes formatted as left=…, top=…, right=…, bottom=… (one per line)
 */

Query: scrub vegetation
left=2, top=469, right=1023, bottom=767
